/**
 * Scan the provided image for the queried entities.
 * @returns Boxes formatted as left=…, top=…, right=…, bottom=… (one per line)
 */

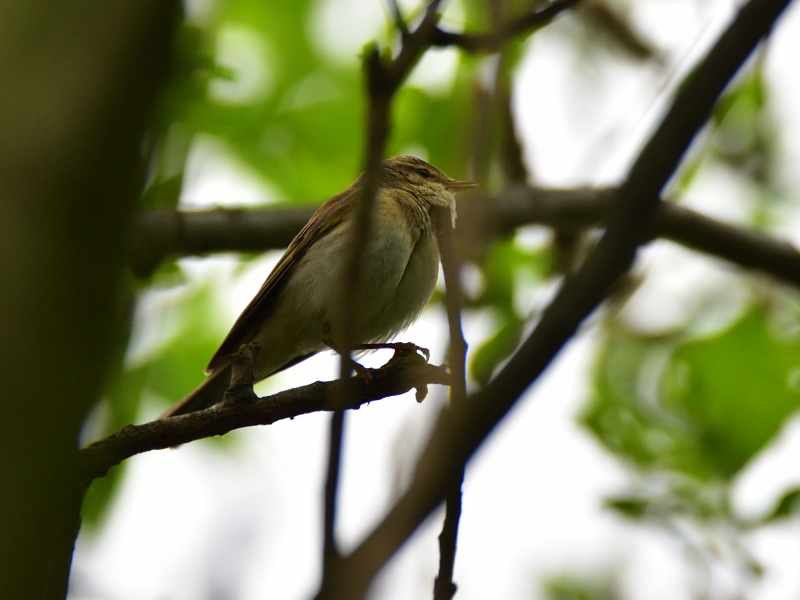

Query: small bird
left=160, top=156, right=476, bottom=418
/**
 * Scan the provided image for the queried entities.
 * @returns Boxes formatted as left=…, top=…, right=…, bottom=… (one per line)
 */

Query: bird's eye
left=417, top=168, right=430, bottom=178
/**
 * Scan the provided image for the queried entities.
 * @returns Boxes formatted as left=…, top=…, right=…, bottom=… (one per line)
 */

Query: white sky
left=70, top=0, right=800, bottom=599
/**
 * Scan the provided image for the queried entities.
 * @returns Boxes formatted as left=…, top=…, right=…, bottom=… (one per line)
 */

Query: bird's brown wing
left=205, top=186, right=356, bottom=374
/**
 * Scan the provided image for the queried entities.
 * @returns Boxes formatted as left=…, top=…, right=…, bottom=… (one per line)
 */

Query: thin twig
left=434, top=213, right=468, bottom=404
left=431, top=0, right=584, bottom=53
left=580, top=1, right=661, bottom=62
left=324, top=0, right=449, bottom=584
left=386, top=0, right=409, bottom=37
left=497, top=79, right=530, bottom=184
left=313, top=0, right=793, bottom=596
left=432, top=208, right=468, bottom=600
left=386, top=0, right=447, bottom=89
left=322, top=50, right=388, bottom=590
left=323, top=410, right=345, bottom=565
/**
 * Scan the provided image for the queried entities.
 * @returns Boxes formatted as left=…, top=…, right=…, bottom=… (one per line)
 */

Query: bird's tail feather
left=159, top=363, right=232, bottom=419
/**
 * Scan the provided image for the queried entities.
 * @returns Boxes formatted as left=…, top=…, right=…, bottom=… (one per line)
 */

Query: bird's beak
left=446, top=180, right=479, bottom=192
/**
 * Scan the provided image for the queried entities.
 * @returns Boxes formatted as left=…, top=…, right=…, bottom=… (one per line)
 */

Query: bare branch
left=580, top=1, right=662, bottom=62
left=386, top=0, right=410, bottom=37
left=654, top=203, right=800, bottom=284
left=431, top=0, right=584, bottom=53
left=130, top=206, right=314, bottom=276
left=133, top=190, right=800, bottom=289
left=323, top=410, right=346, bottom=565
left=77, top=350, right=450, bottom=482
left=325, top=0, right=449, bottom=580
left=432, top=208, right=468, bottom=600
left=385, top=0, right=447, bottom=90
left=459, top=188, right=800, bottom=287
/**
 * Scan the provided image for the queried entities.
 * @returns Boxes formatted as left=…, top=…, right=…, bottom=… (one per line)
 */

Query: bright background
left=69, top=0, right=800, bottom=598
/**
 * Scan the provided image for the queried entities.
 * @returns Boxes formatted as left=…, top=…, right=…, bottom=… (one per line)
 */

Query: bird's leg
left=354, top=342, right=430, bottom=362
left=321, top=335, right=372, bottom=379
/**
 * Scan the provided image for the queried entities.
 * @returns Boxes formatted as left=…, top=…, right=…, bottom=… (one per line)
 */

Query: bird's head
left=382, top=155, right=477, bottom=226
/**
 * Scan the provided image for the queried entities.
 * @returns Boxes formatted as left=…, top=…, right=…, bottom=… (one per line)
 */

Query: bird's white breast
left=251, top=192, right=439, bottom=378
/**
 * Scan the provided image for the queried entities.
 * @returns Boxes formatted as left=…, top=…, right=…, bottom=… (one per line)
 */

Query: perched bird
left=160, top=155, right=476, bottom=419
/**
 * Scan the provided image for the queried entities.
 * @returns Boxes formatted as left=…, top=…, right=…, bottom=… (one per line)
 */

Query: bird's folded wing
left=205, top=186, right=356, bottom=374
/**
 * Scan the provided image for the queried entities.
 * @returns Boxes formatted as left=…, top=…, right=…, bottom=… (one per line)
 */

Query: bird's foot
left=321, top=335, right=375, bottom=382
left=358, top=343, right=434, bottom=403
left=348, top=358, right=372, bottom=380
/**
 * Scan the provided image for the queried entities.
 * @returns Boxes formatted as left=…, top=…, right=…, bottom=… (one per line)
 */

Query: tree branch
left=654, top=202, right=800, bottom=284
left=432, top=208, right=468, bottom=600
left=458, top=187, right=800, bottom=286
left=323, top=0, right=449, bottom=581
left=77, top=350, right=450, bottom=482
left=387, top=0, right=410, bottom=38
left=431, top=0, right=584, bottom=53
left=133, top=190, right=800, bottom=288
left=580, top=1, right=661, bottom=62
left=130, top=206, right=313, bottom=276
left=323, top=408, right=346, bottom=565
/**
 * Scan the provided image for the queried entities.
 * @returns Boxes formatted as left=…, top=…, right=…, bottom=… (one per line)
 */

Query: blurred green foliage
left=143, top=0, right=507, bottom=208
left=582, top=302, right=800, bottom=582
left=468, top=236, right=552, bottom=385
left=678, top=58, right=782, bottom=228
left=578, top=297, right=800, bottom=594
left=762, top=486, right=800, bottom=523
left=542, top=572, right=621, bottom=600
left=83, top=280, right=231, bottom=527
left=576, top=30, right=800, bottom=587
left=584, top=307, right=800, bottom=481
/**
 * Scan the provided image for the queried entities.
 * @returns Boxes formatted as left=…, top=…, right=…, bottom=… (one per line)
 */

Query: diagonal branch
left=431, top=0, right=585, bottom=53
left=312, top=0, right=794, bottom=596
left=386, top=0, right=410, bottom=38
left=77, top=351, right=450, bottom=482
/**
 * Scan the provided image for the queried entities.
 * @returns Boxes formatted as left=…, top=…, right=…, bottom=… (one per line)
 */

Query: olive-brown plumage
left=160, top=156, right=476, bottom=418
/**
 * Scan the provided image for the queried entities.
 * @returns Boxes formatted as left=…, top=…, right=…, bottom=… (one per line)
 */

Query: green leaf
left=584, top=306, right=800, bottom=481
left=141, top=283, right=230, bottom=402
left=81, top=366, right=149, bottom=527
left=582, top=327, right=678, bottom=471
left=664, top=307, right=800, bottom=477
left=392, top=81, right=473, bottom=176
left=604, top=496, right=650, bottom=520
left=542, top=572, right=619, bottom=600
left=761, top=488, right=800, bottom=523
left=603, top=476, right=730, bottom=523
left=470, top=311, right=524, bottom=386
left=466, top=235, right=552, bottom=384
left=474, top=236, right=551, bottom=308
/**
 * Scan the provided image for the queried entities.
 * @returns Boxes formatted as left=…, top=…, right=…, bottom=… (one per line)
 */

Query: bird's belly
left=252, top=221, right=438, bottom=377
left=359, top=229, right=439, bottom=342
